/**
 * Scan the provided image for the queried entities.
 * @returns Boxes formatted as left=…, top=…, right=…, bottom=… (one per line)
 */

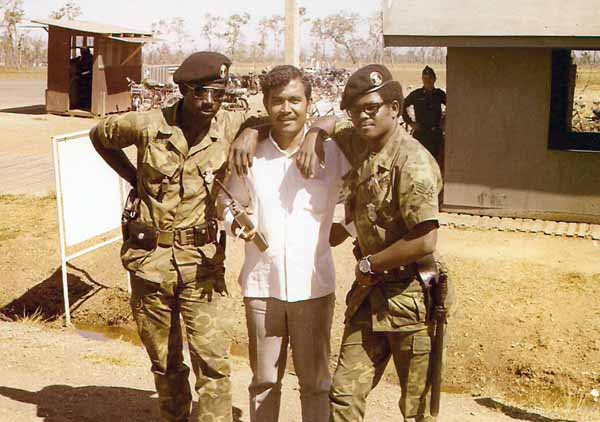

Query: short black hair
left=422, top=65, right=437, bottom=80
left=378, top=81, right=404, bottom=115
left=262, top=65, right=312, bottom=102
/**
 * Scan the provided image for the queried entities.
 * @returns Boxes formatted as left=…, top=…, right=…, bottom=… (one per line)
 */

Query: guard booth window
left=69, top=35, right=94, bottom=111
left=548, top=49, right=600, bottom=152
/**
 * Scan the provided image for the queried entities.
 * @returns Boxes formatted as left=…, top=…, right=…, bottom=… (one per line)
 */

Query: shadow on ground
left=475, top=397, right=577, bottom=422
left=0, top=263, right=110, bottom=321
left=0, top=384, right=243, bottom=422
left=0, top=104, right=46, bottom=115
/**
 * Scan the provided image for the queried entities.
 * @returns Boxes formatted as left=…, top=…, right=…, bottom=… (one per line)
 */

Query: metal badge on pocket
left=367, top=203, right=378, bottom=223
left=203, top=169, right=215, bottom=184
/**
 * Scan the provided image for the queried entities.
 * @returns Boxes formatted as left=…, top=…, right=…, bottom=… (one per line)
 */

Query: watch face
left=359, top=258, right=371, bottom=274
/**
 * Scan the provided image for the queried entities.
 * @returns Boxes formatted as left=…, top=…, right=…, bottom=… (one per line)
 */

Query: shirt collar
left=368, top=124, right=406, bottom=171
left=268, top=125, right=308, bottom=158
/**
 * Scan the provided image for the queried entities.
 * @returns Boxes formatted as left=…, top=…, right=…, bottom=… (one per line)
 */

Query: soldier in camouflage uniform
left=90, top=52, right=254, bottom=422
left=298, top=65, right=443, bottom=422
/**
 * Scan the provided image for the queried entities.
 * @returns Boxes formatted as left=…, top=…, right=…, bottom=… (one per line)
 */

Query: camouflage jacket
left=333, top=121, right=443, bottom=331
left=93, top=102, right=248, bottom=284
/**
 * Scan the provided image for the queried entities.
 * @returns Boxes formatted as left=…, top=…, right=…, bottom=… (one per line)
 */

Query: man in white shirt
left=221, top=65, right=350, bottom=422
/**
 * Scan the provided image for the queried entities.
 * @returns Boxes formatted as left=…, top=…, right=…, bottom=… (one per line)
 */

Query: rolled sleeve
left=398, top=156, right=442, bottom=231
left=94, top=112, right=141, bottom=150
left=331, top=118, right=364, bottom=166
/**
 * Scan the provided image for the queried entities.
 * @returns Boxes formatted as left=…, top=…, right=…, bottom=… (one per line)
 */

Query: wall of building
left=46, top=27, right=71, bottom=113
left=92, top=38, right=142, bottom=115
left=445, top=47, right=600, bottom=223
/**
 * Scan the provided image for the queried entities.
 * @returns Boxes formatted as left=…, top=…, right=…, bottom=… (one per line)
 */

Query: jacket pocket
left=140, top=141, right=180, bottom=198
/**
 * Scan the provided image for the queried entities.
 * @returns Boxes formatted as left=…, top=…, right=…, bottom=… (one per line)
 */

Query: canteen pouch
left=127, top=220, right=159, bottom=251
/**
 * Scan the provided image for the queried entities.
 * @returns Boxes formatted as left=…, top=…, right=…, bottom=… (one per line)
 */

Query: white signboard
left=55, top=132, right=122, bottom=246
left=53, top=130, right=128, bottom=325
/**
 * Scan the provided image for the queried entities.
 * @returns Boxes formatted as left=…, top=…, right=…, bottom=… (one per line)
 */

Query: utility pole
left=284, top=0, right=300, bottom=67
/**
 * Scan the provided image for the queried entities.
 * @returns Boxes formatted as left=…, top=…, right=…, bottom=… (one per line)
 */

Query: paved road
left=0, top=79, right=46, bottom=110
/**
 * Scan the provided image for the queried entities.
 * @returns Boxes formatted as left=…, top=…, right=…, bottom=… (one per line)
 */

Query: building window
left=548, top=49, right=600, bottom=152
left=70, top=35, right=94, bottom=59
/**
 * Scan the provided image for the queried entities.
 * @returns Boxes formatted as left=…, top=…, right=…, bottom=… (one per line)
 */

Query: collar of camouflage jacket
left=157, top=101, right=225, bottom=155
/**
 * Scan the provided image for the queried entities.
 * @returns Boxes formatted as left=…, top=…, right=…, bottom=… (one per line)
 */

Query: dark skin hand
left=295, top=115, right=336, bottom=178
left=227, top=125, right=270, bottom=176
left=355, top=220, right=438, bottom=286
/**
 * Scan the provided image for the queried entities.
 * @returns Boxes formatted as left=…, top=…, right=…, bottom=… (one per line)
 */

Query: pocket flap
left=143, top=142, right=179, bottom=178
left=412, top=333, right=431, bottom=354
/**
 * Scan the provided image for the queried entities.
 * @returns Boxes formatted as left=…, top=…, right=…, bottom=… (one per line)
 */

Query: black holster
left=121, top=188, right=140, bottom=242
left=415, top=254, right=439, bottom=322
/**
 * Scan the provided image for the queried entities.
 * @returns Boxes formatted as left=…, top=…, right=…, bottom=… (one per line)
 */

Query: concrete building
left=383, top=0, right=600, bottom=224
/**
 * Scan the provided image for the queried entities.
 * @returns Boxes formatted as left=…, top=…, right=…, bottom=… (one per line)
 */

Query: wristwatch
left=358, top=255, right=375, bottom=275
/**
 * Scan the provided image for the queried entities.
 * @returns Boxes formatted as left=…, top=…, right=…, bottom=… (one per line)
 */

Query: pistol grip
left=254, top=233, right=269, bottom=252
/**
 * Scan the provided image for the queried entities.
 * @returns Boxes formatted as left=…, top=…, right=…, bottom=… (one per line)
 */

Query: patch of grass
left=0, top=67, right=46, bottom=80
left=14, top=307, right=49, bottom=326
left=0, top=227, right=20, bottom=241
left=500, top=374, right=600, bottom=421
left=83, top=353, right=133, bottom=367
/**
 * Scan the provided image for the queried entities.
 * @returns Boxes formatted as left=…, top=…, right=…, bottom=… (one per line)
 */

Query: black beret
left=173, top=51, right=232, bottom=84
left=340, top=64, right=393, bottom=110
left=422, top=65, right=437, bottom=79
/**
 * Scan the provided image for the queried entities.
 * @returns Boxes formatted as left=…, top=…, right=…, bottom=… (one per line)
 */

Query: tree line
left=146, top=10, right=447, bottom=67
left=0, top=0, right=446, bottom=69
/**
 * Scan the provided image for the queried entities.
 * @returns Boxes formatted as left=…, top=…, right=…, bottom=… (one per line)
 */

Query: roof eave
left=383, top=35, right=600, bottom=49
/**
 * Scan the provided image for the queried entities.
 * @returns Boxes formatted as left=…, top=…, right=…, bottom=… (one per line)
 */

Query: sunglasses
left=346, top=102, right=387, bottom=119
left=183, top=83, right=226, bottom=101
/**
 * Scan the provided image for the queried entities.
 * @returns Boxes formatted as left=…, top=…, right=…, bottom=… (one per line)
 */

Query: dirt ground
left=1, top=321, right=556, bottom=422
left=0, top=95, right=599, bottom=420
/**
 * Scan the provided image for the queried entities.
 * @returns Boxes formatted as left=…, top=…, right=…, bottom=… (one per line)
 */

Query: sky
left=22, top=0, right=384, bottom=49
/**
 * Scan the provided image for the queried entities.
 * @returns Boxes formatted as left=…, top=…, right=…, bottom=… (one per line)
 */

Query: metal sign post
left=52, top=130, right=128, bottom=326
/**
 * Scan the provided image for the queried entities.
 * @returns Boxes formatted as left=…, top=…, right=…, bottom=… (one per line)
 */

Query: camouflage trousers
left=130, top=273, right=233, bottom=422
left=329, top=323, right=433, bottom=422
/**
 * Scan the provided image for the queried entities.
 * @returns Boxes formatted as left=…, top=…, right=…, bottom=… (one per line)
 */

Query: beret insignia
left=370, top=71, right=383, bottom=86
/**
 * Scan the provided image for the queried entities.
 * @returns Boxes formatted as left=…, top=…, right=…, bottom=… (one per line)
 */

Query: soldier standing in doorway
left=402, top=66, right=446, bottom=173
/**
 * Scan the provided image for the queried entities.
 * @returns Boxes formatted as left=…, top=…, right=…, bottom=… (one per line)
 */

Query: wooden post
left=284, top=0, right=300, bottom=67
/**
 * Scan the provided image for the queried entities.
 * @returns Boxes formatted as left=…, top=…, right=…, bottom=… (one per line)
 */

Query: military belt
left=156, top=220, right=218, bottom=247
left=375, top=263, right=417, bottom=283
left=129, top=219, right=218, bottom=248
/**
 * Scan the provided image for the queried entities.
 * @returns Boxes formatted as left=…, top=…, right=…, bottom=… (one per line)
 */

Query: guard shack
left=32, top=19, right=152, bottom=117
left=383, top=0, right=600, bottom=224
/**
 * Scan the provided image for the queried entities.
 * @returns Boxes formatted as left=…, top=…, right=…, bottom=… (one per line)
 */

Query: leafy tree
left=146, top=17, right=192, bottom=64
left=367, top=10, right=384, bottom=63
left=201, top=13, right=224, bottom=51
left=1, top=0, right=24, bottom=67
left=222, top=12, right=250, bottom=57
left=309, top=18, right=327, bottom=63
left=321, top=12, right=361, bottom=64
left=49, top=1, right=82, bottom=20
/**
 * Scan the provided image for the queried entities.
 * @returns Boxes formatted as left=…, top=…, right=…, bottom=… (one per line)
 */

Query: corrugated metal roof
left=31, top=18, right=151, bottom=36
left=108, top=36, right=156, bottom=44
left=383, top=0, right=600, bottom=39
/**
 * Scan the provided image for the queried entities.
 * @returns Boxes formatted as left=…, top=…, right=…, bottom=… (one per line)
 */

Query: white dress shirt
left=225, top=133, right=351, bottom=302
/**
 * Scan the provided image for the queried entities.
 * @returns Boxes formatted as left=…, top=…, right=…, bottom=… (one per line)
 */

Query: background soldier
left=89, top=51, right=252, bottom=422
left=402, top=66, right=446, bottom=172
